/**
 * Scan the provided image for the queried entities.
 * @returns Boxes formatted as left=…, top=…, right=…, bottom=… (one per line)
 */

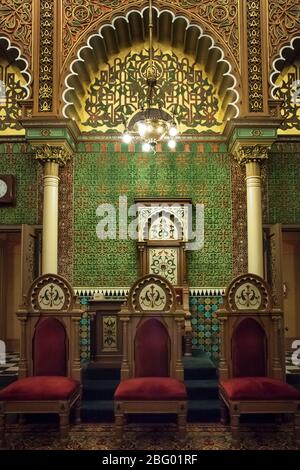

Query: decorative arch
left=270, top=36, right=300, bottom=99
left=62, top=6, right=240, bottom=127
left=0, top=36, right=31, bottom=99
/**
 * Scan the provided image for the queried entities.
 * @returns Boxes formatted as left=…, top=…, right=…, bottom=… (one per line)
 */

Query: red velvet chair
left=218, top=274, right=300, bottom=447
left=114, top=274, right=187, bottom=440
left=0, top=274, right=83, bottom=447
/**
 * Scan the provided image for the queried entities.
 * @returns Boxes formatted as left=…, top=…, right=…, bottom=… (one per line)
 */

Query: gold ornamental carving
left=39, top=0, right=54, bottom=112
left=234, top=145, right=270, bottom=165
left=247, top=0, right=263, bottom=112
left=0, top=0, right=32, bottom=60
left=35, top=145, right=71, bottom=166
left=269, top=1, right=300, bottom=64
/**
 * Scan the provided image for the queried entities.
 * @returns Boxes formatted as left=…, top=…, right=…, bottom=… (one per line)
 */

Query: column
left=236, top=145, right=269, bottom=278
left=35, top=145, right=71, bottom=274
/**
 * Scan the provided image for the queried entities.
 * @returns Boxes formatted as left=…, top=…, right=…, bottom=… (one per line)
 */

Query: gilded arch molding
left=62, top=0, right=239, bottom=71
left=62, top=6, right=241, bottom=125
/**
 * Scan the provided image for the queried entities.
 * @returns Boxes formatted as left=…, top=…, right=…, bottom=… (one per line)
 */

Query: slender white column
left=245, top=161, right=264, bottom=277
left=42, top=161, right=59, bottom=274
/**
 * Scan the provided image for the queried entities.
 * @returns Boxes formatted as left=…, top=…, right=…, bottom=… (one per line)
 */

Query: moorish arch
left=62, top=6, right=240, bottom=131
left=0, top=36, right=32, bottom=133
left=269, top=35, right=300, bottom=134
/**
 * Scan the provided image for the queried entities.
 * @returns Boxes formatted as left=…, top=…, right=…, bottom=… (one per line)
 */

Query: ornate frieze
left=39, top=0, right=54, bottom=112
left=35, top=144, right=71, bottom=166
left=246, top=0, right=263, bottom=112
left=234, top=144, right=270, bottom=165
left=0, top=0, right=32, bottom=60
left=62, top=0, right=239, bottom=67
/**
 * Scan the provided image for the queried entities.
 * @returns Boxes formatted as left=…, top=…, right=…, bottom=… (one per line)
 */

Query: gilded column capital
left=35, top=145, right=72, bottom=166
left=234, top=144, right=270, bottom=166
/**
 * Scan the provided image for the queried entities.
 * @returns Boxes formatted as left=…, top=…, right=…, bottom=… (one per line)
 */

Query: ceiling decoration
left=62, top=7, right=240, bottom=126
left=269, top=0, right=300, bottom=65
left=0, top=0, right=32, bottom=62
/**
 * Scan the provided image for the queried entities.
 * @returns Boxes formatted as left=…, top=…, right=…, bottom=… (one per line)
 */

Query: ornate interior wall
left=74, top=141, right=232, bottom=288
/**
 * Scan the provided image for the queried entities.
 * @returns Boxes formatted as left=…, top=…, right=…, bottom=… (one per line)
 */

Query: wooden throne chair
left=218, top=273, right=300, bottom=448
left=0, top=274, right=83, bottom=447
left=114, top=274, right=187, bottom=439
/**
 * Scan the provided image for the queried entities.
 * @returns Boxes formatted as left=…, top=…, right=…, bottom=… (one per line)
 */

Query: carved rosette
left=246, top=0, right=263, bottom=112
left=234, top=144, right=270, bottom=166
left=35, top=145, right=72, bottom=166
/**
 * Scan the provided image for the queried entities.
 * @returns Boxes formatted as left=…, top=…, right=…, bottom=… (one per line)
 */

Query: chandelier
left=122, top=0, right=179, bottom=152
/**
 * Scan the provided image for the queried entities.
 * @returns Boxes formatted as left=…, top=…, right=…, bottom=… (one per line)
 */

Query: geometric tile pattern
left=189, top=295, right=223, bottom=360
left=79, top=297, right=91, bottom=362
left=267, top=142, right=300, bottom=224
left=0, top=143, right=38, bottom=224
left=74, top=141, right=233, bottom=287
left=0, top=352, right=19, bottom=376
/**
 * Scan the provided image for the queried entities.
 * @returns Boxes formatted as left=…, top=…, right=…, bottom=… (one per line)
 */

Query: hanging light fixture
left=122, top=0, right=179, bottom=152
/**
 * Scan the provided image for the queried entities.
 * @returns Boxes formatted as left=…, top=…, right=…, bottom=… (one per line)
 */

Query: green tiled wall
left=74, top=142, right=233, bottom=287
left=267, top=143, right=300, bottom=224
left=0, top=143, right=38, bottom=224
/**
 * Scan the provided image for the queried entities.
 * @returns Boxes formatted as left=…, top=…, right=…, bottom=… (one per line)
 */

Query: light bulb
left=138, top=122, right=146, bottom=137
left=169, top=126, right=178, bottom=137
left=142, top=142, right=151, bottom=152
left=122, top=133, right=132, bottom=144
left=168, top=139, right=176, bottom=149
left=157, top=126, right=164, bottom=134
left=147, top=124, right=153, bottom=132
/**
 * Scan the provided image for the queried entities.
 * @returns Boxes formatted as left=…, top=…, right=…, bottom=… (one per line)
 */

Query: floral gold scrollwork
left=0, top=0, right=32, bottom=60
left=35, top=145, right=71, bottom=166
left=269, top=1, right=300, bottom=64
left=39, top=0, right=54, bottom=112
left=235, top=145, right=270, bottom=166
left=247, top=0, right=263, bottom=113
left=103, top=316, right=117, bottom=350
left=62, top=0, right=239, bottom=67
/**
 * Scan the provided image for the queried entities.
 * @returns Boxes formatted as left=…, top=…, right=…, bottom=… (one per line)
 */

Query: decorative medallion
left=226, top=274, right=271, bottom=312
left=149, top=248, right=178, bottom=285
left=139, top=283, right=167, bottom=311
left=234, top=283, right=262, bottom=310
left=38, top=283, right=65, bottom=310
left=29, top=274, right=73, bottom=312
left=130, top=274, right=175, bottom=313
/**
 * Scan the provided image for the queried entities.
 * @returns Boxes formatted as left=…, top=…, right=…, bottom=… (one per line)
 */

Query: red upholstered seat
left=114, top=377, right=187, bottom=401
left=0, top=376, right=80, bottom=401
left=220, top=377, right=300, bottom=401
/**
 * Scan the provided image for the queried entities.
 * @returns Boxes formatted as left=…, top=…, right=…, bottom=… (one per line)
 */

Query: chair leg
left=0, top=412, right=5, bottom=448
left=220, top=398, right=228, bottom=424
left=59, top=413, right=70, bottom=443
left=74, top=399, right=81, bottom=424
left=115, top=413, right=124, bottom=441
left=231, top=413, right=240, bottom=448
left=177, top=413, right=186, bottom=441
left=295, top=412, right=300, bottom=449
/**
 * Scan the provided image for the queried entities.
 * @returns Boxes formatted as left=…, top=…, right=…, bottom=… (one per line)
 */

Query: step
left=82, top=379, right=119, bottom=400
left=81, top=400, right=115, bottom=422
left=82, top=364, right=121, bottom=381
left=183, top=356, right=218, bottom=380
left=185, top=379, right=219, bottom=400
left=187, top=399, right=220, bottom=422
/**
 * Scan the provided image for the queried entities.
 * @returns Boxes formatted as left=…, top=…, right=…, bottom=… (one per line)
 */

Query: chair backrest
left=134, top=318, right=170, bottom=377
left=232, top=317, right=267, bottom=378
left=119, top=274, right=185, bottom=381
left=218, top=274, right=285, bottom=381
left=33, top=317, right=67, bottom=376
left=17, top=273, right=84, bottom=381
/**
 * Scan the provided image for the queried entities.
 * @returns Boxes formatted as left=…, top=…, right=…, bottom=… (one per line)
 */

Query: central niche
left=79, top=42, right=224, bottom=135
